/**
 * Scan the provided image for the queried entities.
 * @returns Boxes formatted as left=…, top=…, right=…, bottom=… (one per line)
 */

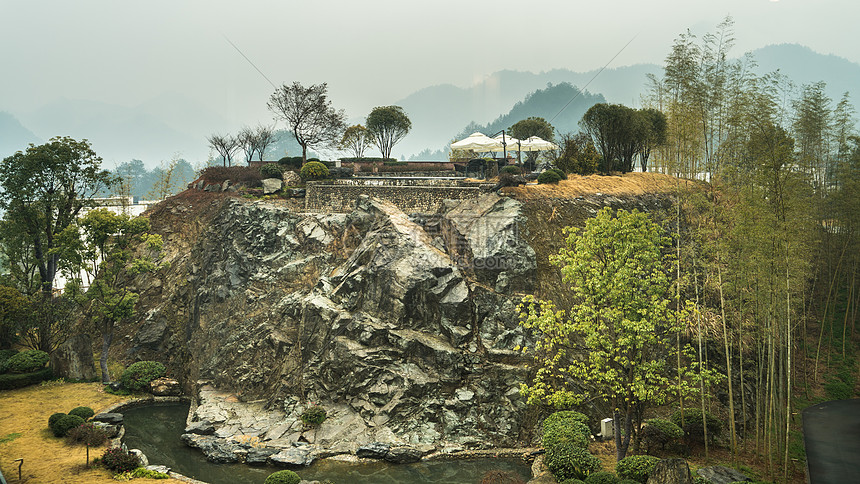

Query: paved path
left=802, top=399, right=860, bottom=484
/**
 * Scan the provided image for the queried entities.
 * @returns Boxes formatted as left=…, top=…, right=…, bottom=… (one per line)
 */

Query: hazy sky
left=3, top=0, right=858, bottom=138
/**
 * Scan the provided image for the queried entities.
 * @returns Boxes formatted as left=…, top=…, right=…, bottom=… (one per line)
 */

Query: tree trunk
left=100, top=325, right=113, bottom=384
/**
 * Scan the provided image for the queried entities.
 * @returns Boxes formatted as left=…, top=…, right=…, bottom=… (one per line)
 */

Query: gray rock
left=150, top=377, right=181, bottom=396
left=384, top=446, right=424, bottom=464
left=204, top=183, right=221, bottom=192
left=356, top=442, right=390, bottom=459
left=50, top=333, right=97, bottom=381
left=287, top=188, right=306, bottom=197
left=92, top=413, right=124, bottom=425
left=269, top=446, right=316, bottom=467
left=133, top=319, right=167, bottom=351
left=145, top=465, right=170, bottom=474
left=180, top=434, right=240, bottom=463
left=129, top=449, right=148, bottom=467
left=696, top=465, right=753, bottom=484
left=185, top=420, right=216, bottom=435
left=262, top=178, right=283, bottom=194
left=245, top=447, right=279, bottom=465
left=646, top=458, right=692, bottom=484
left=283, top=171, right=302, bottom=186
left=92, top=421, right=120, bottom=438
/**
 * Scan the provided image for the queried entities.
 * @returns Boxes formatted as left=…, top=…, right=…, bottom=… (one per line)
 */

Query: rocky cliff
left=116, top=183, right=674, bottom=460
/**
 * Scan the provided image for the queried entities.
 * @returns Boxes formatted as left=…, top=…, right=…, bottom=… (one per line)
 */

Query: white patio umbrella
left=489, top=134, right=521, bottom=152
left=517, top=136, right=559, bottom=151
left=450, top=132, right=503, bottom=152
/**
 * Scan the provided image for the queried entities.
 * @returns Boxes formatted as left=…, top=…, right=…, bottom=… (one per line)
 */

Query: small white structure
left=599, top=417, right=614, bottom=439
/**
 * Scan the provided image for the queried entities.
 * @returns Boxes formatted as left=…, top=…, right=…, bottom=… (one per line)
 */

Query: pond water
left=121, top=403, right=531, bottom=484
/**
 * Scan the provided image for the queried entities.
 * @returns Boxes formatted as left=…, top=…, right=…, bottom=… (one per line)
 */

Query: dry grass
left=0, top=382, right=177, bottom=483
left=502, top=172, right=698, bottom=199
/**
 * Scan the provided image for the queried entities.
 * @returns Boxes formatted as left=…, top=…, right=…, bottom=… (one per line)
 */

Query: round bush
left=6, top=349, right=49, bottom=373
left=500, top=165, right=522, bottom=175
left=584, top=471, right=620, bottom=484
left=545, top=442, right=602, bottom=481
left=260, top=163, right=284, bottom=179
left=69, top=406, right=95, bottom=421
left=670, top=408, right=722, bottom=443
left=120, top=360, right=166, bottom=391
left=543, top=420, right=590, bottom=452
left=615, top=455, right=660, bottom=483
left=101, top=446, right=140, bottom=473
left=550, top=168, right=567, bottom=180
left=300, top=161, right=330, bottom=181
left=265, top=469, right=301, bottom=484
left=641, top=418, right=683, bottom=451
left=0, top=349, right=18, bottom=372
left=543, top=411, right=590, bottom=432
left=538, top=170, right=562, bottom=184
left=48, top=412, right=67, bottom=428
left=51, top=414, right=85, bottom=437
left=301, top=405, right=327, bottom=426
left=278, top=156, right=304, bottom=170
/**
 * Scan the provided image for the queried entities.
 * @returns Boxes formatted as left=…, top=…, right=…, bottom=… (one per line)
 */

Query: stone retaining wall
left=305, top=178, right=495, bottom=213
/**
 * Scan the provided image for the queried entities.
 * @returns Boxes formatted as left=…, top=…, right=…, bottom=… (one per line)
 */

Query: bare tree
left=207, top=133, right=239, bottom=166
left=253, top=124, right=276, bottom=161
left=237, top=127, right=256, bottom=164
left=268, top=82, right=346, bottom=162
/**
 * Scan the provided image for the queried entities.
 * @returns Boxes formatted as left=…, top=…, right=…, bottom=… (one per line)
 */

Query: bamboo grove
left=644, top=17, right=860, bottom=480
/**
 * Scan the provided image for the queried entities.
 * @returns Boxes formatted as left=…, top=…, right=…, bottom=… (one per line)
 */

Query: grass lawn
left=0, top=381, right=178, bottom=483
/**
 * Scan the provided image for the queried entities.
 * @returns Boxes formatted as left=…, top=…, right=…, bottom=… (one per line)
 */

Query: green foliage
left=0, top=367, right=53, bottom=389
left=0, top=432, right=21, bottom=444
left=0, top=348, right=18, bottom=372
left=537, top=170, right=562, bottom=184
left=300, top=161, right=330, bottom=181
left=692, top=477, right=711, bottom=484
left=117, top=467, right=169, bottom=479
left=278, top=156, right=304, bottom=169
left=0, top=286, right=27, bottom=349
left=543, top=411, right=590, bottom=430
left=340, top=125, right=373, bottom=159
left=120, top=360, right=166, bottom=391
left=824, top=378, right=853, bottom=400
left=550, top=168, right=567, bottom=180
left=100, top=447, right=140, bottom=473
left=615, top=455, right=660, bottom=483
left=543, top=411, right=591, bottom=452
left=641, top=418, right=684, bottom=451
left=69, top=406, right=95, bottom=420
left=366, top=105, right=412, bottom=160
left=51, top=414, right=85, bottom=437
left=260, top=163, right=284, bottom=179
left=301, top=405, right=327, bottom=426
left=584, top=471, right=620, bottom=484
left=265, top=469, right=302, bottom=484
left=48, top=412, right=67, bottom=428
left=6, top=349, right=49, bottom=373
left=556, top=132, right=600, bottom=175
left=618, top=480, right=641, bottom=484
left=670, top=408, right=722, bottom=443
left=510, top=117, right=555, bottom=142
left=501, top=165, right=522, bottom=175
left=561, top=480, right=585, bottom=484
left=545, top=443, right=602, bottom=481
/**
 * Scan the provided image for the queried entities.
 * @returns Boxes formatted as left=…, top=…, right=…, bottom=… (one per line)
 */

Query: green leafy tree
left=366, top=106, right=412, bottom=160
left=340, top=124, right=373, bottom=159
left=0, top=285, right=27, bottom=348
left=63, top=209, right=165, bottom=383
left=510, top=117, right=555, bottom=166
left=519, top=208, right=699, bottom=461
left=556, top=132, right=601, bottom=175
left=268, top=82, right=346, bottom=163
left=0, top=137, right=114, bottom=352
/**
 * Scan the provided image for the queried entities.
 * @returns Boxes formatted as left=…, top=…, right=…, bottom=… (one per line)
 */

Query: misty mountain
left=0, top=112, right=41, bottom=158
left=749, top=43, right=860, bottom=102
left=396, top=64, right=659, bottom=158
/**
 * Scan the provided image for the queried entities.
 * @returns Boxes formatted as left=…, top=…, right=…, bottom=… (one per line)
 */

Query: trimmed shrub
left=584, top=471, right=620, bottom=484
left=49, top=412, right=67, bottom=428
left=0, top=349, right=17, bottom=372
left=278, top=156, right=304, bottom=169
left=260, top=163, right=284, bottom=179
left=550, top=168, right=568, bottom=180
left=480, top=470, right=526, bottom=484
left=670, top=408, right=722, bottom=443
left=618, top=480, right=641, bottom=484
left=500, top=165, right=522, bottom=175
left=51, top=414, right=85, bottom=437
left=538, top=170, right=562, bottom=184
left=545, top=442, right=602, bottom=481
left=615, top=455, right=660, bottom=483
left=120, top=360, right=166, bottom=391
left=265, top=469, right=302, bottom=484
left=69, top=406, right=95, bottom=421
left=129, top=467, right=170, bottom=479
left=300, top=161, right=330, bottom=181
left=641, top=418, right=684, bottom=452
left=561, top=480, right=586, bottom=484
left=543, top=411, right=591, bottom=453
left=0, top=367, right=53, bottom=390
left=100, top=446, right=140, bottom=473
left=543, top=411, right=590, bottom=431
left=6, top=349, right=49, bottom=373
left=498, top=173, right=525, bottom=187
left=301, top=405, right=327, bottom=426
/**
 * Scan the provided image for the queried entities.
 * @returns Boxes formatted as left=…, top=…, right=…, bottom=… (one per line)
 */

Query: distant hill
left=749, top=43, right=860, bottom=102
left=0, top=111, right=41, bottom=158
left=396, top=64, right=660, bottom=159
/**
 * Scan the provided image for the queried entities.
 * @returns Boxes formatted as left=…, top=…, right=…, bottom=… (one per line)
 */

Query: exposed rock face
left=695, top=466, right=752, bottom=483
left=120, top=189, right=673, bottom=460
left=150, top=377, right=181, bottom=396
left=646, top=458, right=692, bottom=484
left=50, top=333, right=97, bottom=380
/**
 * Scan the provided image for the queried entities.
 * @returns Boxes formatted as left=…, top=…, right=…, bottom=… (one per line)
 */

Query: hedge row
left=0, top=367, right=54, bottom=390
